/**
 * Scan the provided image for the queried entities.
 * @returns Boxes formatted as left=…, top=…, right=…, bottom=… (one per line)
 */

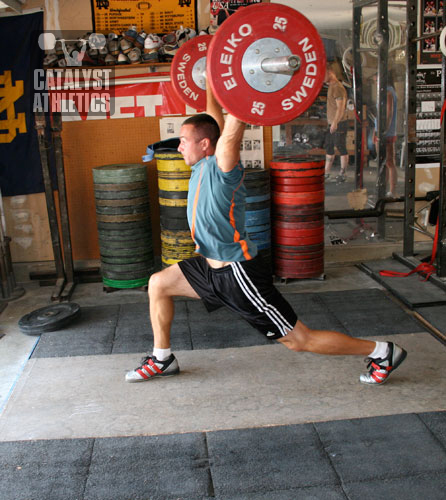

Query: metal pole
left=35, top=110, right=66, bottom=301
left=376, top=0, right=389, bottom=237
left=403, top=0, right=417, bottom=257
left=437, top=3, right=446, bottom=276
left=51, top=112, right=76, bottom=300
left=352, top=4, right=364, bottom=189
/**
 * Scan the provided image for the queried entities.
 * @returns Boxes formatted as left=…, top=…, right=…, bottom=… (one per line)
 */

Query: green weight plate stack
left=93, top=164, right=154, bottom=288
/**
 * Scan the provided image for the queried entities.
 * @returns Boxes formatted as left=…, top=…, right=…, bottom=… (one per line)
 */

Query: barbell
left=170, top=3, right=326, bottom=126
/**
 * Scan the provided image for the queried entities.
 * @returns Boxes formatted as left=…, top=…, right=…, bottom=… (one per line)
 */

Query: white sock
left=369, top=341, right=389, bottom=359
left=153, top=347, right=171, bottom=362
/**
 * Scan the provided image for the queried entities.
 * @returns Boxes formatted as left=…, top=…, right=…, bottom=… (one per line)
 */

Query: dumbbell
left=170, top=3, right=326, bottom=126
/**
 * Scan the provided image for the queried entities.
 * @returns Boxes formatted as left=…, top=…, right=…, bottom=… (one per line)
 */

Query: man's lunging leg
left=126, top=264, right=199, bottom=382
left=278, top=321, right=407, bottom=385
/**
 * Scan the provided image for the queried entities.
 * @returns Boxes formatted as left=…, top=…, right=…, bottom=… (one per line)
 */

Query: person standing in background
left=324, top=63, right=349, bottom=183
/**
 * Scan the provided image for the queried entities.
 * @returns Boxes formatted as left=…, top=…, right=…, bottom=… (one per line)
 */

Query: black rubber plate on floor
left=30, top=288, right=427, bottom=359
left=359, top=258, right=446, bottom=309
left=18, top=303, right=81, bottom=335
left=1, top=412, right=446, bottom=500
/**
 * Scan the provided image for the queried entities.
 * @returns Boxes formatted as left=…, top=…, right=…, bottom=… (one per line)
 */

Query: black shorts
left=324, top=120, right=348, bottom=156
left=178, top=254, right=298, bottom=339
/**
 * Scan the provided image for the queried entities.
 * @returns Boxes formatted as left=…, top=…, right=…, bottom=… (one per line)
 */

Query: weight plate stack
left=93, top=164, right=154, bottom=288
left=244, top=168, right=271, bottom=271
left=155, top=151, right=196, bottom=266
left=270, top=157, right=325, bottom=279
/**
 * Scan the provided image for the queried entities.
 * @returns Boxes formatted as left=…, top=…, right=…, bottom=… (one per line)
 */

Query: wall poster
left=92, top=0, right=197, bottom=35
left=210, top=1, right=261, bottom=30
left=420, top=0, right=444, bottom=64
left=416, top=65, right=442, bottom=163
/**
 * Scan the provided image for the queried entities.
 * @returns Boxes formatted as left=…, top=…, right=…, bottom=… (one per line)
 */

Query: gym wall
left=6, top=0, right=271, bottom=264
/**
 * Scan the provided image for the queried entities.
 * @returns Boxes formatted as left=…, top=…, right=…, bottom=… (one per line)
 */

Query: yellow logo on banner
left=0, top=70, right=27, bottom=143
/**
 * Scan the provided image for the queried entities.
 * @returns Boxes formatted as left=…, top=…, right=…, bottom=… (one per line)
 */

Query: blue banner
left=0, top=12, right=44, bottom=196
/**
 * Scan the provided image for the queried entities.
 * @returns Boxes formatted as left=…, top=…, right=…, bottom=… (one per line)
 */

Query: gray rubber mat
left=414, top=305, right=446, bottom=336
left=30, top=289, right=426, bottom=359
left=359, top=259, right=446, bottom=309
left=1, top=412, right=445, bottom=500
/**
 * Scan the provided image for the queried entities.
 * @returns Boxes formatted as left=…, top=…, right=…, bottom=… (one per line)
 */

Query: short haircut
left=182, top=113, right=220, bottom=147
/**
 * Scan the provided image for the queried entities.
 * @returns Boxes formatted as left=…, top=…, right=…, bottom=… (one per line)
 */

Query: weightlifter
left=125, top=84, right=407, bottom=386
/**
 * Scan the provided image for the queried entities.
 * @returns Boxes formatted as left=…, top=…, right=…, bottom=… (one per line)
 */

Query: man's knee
left=277, top=321, right=310, bottom=352
left=148, top=270, right=167, bottom=298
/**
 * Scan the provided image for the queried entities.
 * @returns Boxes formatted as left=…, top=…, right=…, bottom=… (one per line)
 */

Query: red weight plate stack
left=270, top=157, right=325, bottom=279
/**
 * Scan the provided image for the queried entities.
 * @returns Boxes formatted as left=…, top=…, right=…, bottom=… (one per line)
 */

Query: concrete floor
left=1, top=259, right=446, bottom=498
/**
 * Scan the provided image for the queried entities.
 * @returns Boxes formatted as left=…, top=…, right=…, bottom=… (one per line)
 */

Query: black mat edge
left=357, top=262, right=446, bottom=310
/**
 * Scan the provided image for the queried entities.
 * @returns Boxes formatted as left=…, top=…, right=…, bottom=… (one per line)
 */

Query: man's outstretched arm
left=206, top=84, right=246, bottom=173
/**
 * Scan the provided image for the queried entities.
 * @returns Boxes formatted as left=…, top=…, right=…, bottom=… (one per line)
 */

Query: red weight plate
left=272, top=183, right=322, bottom=193
left=273, top=207, right=324, bottom=218
left=274, top=265, right=324, bottom=279
left=170, top=35, right=213, bottom=111
left=274, top=242, right=324, bottom=253
left=274, top=250, right=324, bottom=260
left=274, top=234, right=324, bottom=246
left=207, top=3, right=326, bottom=125
left=273, top=216, right=324, bottom=226
left=269, top=167, right=325, bottom=178
left=272, top=190, right=325, bottom=205
left=275, top=220, right=323, bottom=230
left=270, top=160, right=324, bottom=171
left=274, top=226, right=323, bottom=237
left=271, top=176, right=323, bottom=185
left=275, top=256, right=324, bottom=268
left=273, top=202, right=324, bottom=210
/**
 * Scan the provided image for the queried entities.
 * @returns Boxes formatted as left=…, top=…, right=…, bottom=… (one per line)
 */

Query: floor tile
left=207, top=425, right=338, bottom=495
left=318, top=289, right=426, bottom=336
left=84, top=434, right=212, bottom=500
left=0, top=438, right=93, bottom=500
left=31, top=305, right=119, bottom=358
left=314, top=413, right=446, bottom=482
left=343, top=473, right=446, bottom=500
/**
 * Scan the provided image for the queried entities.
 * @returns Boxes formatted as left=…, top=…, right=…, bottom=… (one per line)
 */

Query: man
left=125, top=84, right=407, bottom=386
left=324, top=64, right=349, bottom=183
left=372, top=73, right=398, bottom=197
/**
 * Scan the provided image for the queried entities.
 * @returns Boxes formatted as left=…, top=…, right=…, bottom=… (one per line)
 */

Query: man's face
left=178, top=124, right=206, bottom=166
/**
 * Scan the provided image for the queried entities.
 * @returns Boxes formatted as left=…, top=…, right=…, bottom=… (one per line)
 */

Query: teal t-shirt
left=187, top=155, right=257, bottom=262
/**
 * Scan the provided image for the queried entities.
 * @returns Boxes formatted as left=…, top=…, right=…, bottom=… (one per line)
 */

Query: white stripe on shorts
left=230, top=262, right=294, bottom=336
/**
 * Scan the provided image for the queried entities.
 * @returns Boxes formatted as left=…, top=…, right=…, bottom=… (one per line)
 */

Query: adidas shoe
left=360, top=343, right=407, bottom=385
left=335, top=172, right=346, bottom=183
left=125, top=354, right=179, bottom=382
